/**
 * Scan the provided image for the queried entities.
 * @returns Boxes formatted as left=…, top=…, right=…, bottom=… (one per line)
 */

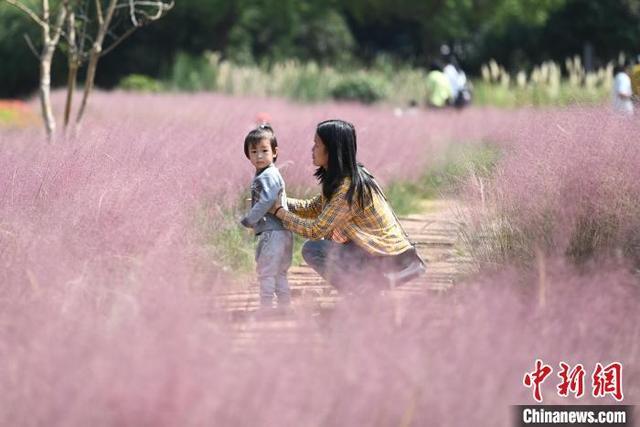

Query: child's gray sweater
left=240, top=164, right=287, bottom=234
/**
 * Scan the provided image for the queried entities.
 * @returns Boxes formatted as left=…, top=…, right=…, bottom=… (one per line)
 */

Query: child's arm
left=240, top=174, right=282, bottom=228
left=287, top=194, right=322, bottom=219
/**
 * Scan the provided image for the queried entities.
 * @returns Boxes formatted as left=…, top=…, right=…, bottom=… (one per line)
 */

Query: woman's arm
left=287, top=194, right=322, bottom=219
left=275, top=185, right=351, bottom=240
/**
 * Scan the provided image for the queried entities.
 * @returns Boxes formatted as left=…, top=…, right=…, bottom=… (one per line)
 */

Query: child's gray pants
left=256, top=230, right=293, bottom=307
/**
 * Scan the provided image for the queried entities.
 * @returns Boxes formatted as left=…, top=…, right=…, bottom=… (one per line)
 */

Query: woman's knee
left=301, top=239, right=327, bottom=267
left=301, top=239, right=318, bottom=261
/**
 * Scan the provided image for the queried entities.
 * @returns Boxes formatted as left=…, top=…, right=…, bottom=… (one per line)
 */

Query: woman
left=269, top=119, right=423, bottom=293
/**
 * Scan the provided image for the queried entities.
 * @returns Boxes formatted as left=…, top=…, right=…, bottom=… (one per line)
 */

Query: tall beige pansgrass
left=143, top=52, right=622, bottom=108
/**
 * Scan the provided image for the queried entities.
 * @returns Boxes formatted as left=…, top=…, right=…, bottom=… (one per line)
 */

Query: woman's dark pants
left=301, top=239, right=407, bottom=293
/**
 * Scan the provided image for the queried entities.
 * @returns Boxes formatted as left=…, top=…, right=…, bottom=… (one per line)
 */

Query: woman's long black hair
left=314, top=119, right=382, bottom=209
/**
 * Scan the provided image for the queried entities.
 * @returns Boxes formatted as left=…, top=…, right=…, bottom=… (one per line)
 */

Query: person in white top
left=443, top=60, right=461, bottom=101
left=443, top=56, right=471, bottom=108
left=612, top=65, right=634, bottom=115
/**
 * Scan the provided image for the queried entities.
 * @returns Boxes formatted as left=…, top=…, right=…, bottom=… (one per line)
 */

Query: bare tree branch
left=122, top=0, right=173, bottom=26
left=95, top=0, right=104, bottom=25
left=50, top=4, right=66, bottom=45
left=136, top=6, right=168, bottom=21
left=23, top=33, right=40, bottom=58
left=101, top=1, right=172, bottom=55
left=113, top=1, right=174, bottom=11
left=4, top=0, right=47, bottom=27
left=63, top=0, right=79, bottom=131
left=101, top=25, right=137, bottom=56
left=42, top=0, right=49, bottom=23
left=144, top=0, right=173, bottom=19
left=76, top=0, right=117, bottom=124
left=128, top=0, right=138, bottom=26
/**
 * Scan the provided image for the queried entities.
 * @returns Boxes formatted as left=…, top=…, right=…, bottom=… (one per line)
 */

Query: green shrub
left=210, top=223, right=256, bottom=273
left=169, top=52, right=217, bottom=91
left=0, top=109, right=15, bottom=124
left=195, top=203, right=255, bottom=275
left=330, top=74, right=387, bottom=104
left=118, top=74, right=164, bottom=92
left=385, top=181, right=422, bottom=216
left=0, top=103, right=37, bottom=127
left=287, top=63, right=333, bottom=102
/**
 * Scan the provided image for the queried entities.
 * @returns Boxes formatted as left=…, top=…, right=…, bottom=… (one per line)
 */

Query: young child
left=240, top=124, right=293, bottom=311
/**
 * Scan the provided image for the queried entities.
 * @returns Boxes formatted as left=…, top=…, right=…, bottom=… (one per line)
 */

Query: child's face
left=248, top=138, right=276, bottom=170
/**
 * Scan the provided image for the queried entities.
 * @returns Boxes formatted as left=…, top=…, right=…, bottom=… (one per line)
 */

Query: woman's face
left=312, top=134, right=329, bottom=169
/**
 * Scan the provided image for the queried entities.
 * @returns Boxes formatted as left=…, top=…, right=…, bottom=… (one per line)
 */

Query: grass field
left=0, top=92, right=637, bottom=425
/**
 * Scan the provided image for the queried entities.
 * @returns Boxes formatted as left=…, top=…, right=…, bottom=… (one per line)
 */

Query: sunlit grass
left=387, top=142, right=501, bottom=215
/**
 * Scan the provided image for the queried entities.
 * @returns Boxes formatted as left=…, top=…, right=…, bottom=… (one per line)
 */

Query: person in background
left=443, top=56, right=471, bottom=109
left=425, top=62, right=452, bottom=108
left=443, top=57, right=461, bottom=104
left=630, top=55, right=640, bottom=102
left=612, top=64, right=634, bottom=115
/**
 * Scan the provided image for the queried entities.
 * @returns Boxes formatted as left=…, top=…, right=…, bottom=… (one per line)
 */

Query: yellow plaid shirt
left=281, top=178, right=412, bottom=256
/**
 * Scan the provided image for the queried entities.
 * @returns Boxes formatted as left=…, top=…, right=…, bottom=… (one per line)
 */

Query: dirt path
left=210, top=199, right=469, bottom=348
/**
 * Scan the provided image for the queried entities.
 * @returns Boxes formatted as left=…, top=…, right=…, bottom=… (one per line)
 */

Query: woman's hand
left=268, top=191, right=283, bottom=215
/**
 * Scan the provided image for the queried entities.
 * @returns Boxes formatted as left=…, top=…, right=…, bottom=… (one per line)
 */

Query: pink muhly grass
left=462, top=107, right=640, bottom=267
left=1, top=257, right=637, bottom=425
left=0, top=91, right=528, bottom=290
left=1, top=93, right=636, bottom=425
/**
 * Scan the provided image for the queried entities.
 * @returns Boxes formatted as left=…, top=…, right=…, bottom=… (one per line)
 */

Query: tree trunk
left=75, top=0, right=117, bottom=126
left=63, top=7, right=77, bottom=133
left=39, top=42, right=56, bottom=141
left=63, top=64, right=78, bottom=133
left=37, top=3, right=66, bottom=142
left=75, top=45, right=99, bottom=125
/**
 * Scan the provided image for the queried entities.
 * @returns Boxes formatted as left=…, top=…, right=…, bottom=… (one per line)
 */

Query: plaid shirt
left=281, top=179, right=412, bottom=255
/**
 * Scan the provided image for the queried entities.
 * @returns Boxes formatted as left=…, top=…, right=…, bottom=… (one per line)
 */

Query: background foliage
left=2, top=0, right=640, bottom=97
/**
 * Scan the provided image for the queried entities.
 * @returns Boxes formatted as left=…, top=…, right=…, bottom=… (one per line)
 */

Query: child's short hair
left=244, top=124, right=278, bottom=162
